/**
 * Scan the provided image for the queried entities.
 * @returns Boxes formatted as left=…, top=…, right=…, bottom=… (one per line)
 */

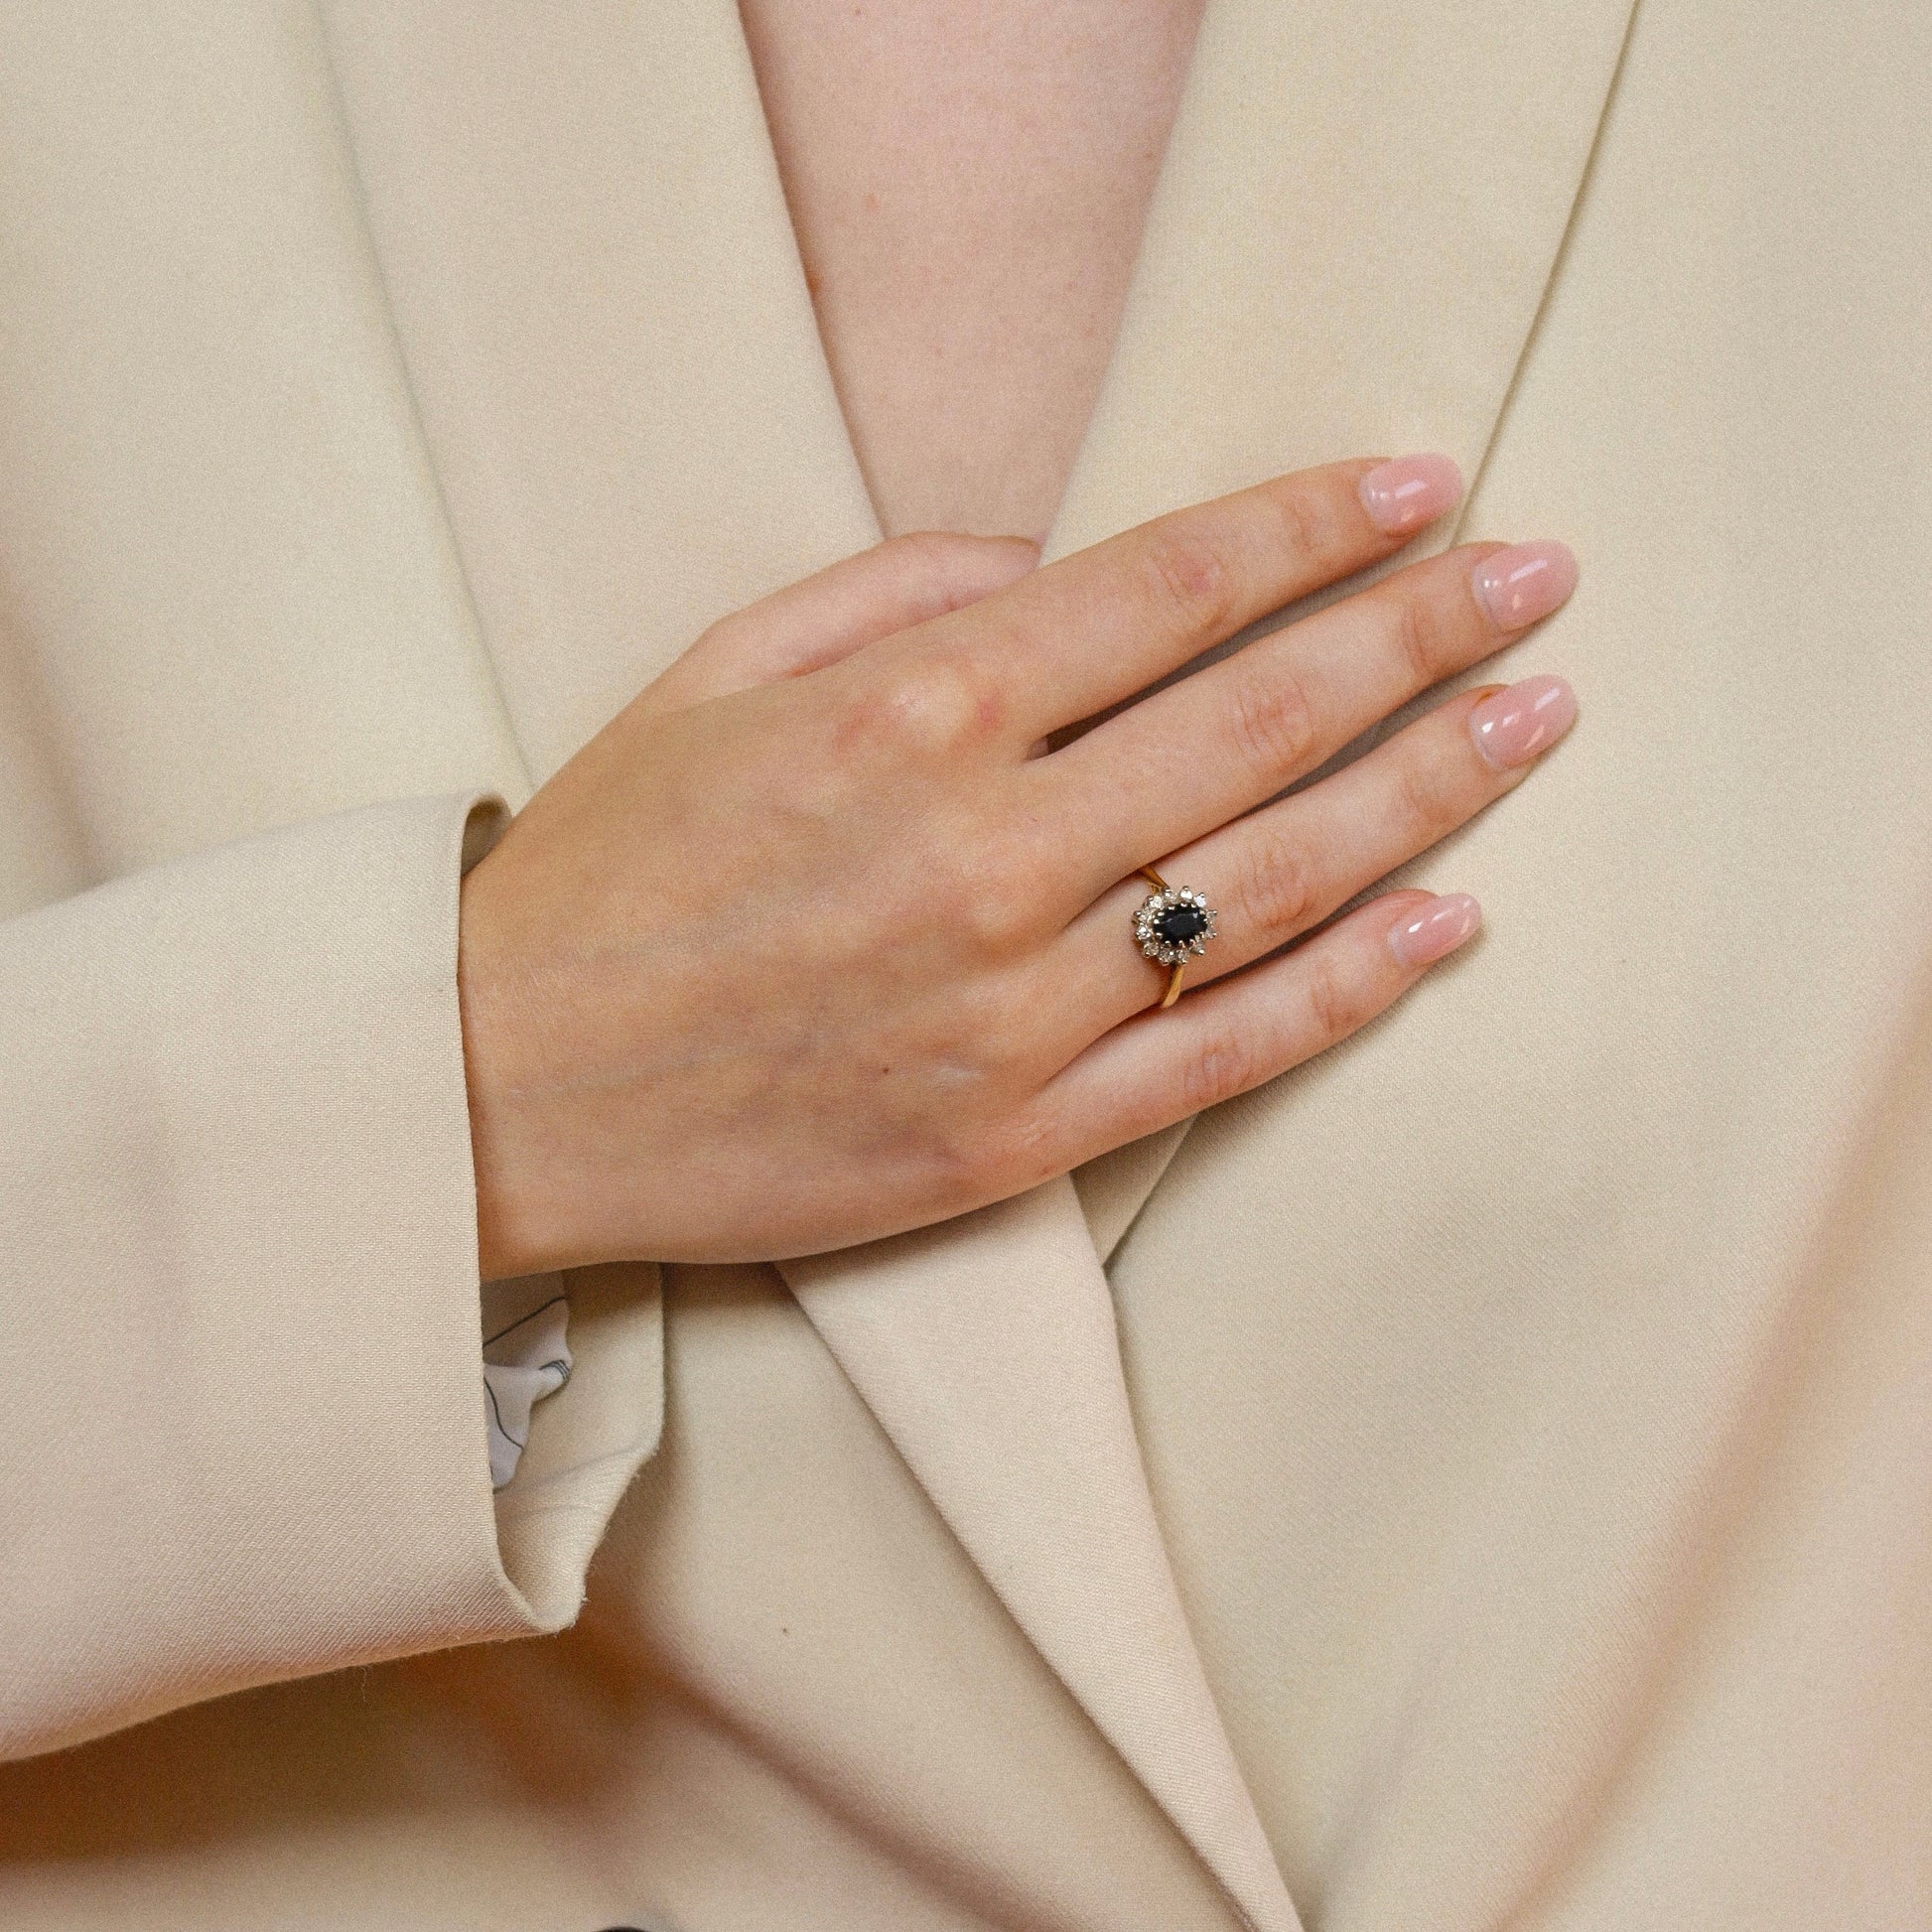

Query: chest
left=737, top=0, right=1204, bottom=541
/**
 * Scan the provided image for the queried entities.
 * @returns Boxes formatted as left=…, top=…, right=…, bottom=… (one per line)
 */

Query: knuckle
left=1220, top=658, right=1319, bottom=783
left=956, top=886, right=1035, bottom=958
left=1388, top=581, right=1463, bottom=689
left=1265, top=477, right=1347, bottom=570
left=937, top=831, right=1049, bottom=958
left=942, top=656, right=1012, bottom=745
left=1235, top=823, right=1322, bottom=938
left=843, top=657, right=1007, bottom=760
left=1137, top=523, right=1240, bottom=637
left=1392, top=748, right=1461, bottom=845
left=1303, top=949, right=1377, bottom=1045
left=1179, top=1027, right=1261, bottom=1115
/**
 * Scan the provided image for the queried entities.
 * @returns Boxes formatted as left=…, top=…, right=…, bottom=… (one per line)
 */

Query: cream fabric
left=1, top=1, right=1928, bottom=1928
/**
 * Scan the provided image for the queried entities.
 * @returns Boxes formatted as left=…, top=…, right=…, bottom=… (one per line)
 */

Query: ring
left=1134, top=867, right=1218, bottom=1009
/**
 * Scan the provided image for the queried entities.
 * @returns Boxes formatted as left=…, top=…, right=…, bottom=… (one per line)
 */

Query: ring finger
left=1044, top=669, right=1579, bottom=1043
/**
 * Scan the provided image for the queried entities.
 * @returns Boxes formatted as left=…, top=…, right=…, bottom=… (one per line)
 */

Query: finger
left=1045, top=673, right=1576, bottom=1038
left=904, top=454, right=1463, bottom=741
left=639, top=531, right=1038, bottom=717
left=1040, top=535, right=1578, bottom=896
left=1017, top=889, right=1480, bottom=1171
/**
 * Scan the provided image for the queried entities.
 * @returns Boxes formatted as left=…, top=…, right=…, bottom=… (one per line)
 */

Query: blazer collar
left=325, top=2, right=1635, bottom=1923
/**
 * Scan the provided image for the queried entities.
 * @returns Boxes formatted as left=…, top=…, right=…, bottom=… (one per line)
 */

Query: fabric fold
left=785, top=1179, right=1302, bottom=1932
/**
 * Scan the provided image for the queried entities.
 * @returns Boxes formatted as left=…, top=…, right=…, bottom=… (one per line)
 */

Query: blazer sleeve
left=0, top=790, right=661, bottom=1761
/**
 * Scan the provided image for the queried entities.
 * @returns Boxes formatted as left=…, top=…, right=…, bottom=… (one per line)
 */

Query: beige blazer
left=3, top=2, right=1928, bottom=1926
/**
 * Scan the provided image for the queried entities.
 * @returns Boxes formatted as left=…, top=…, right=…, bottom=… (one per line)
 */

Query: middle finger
left=1035, top=535, right=1577, bottom=902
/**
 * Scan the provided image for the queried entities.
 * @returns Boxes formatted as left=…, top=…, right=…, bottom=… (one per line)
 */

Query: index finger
left=925, top=453, right=1463, bottom=740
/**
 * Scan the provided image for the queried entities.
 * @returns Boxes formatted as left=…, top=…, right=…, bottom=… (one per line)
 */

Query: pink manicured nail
left=1358, top=454, right=1463, bottom=535
left=1472, top=539, right=1578, bottom=628
left=1469, top=673, right=1578, bottom=769
left=1387, top=894, right=1482, bottom=969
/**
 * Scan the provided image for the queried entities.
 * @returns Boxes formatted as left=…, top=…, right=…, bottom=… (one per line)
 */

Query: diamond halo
left=1133, top=884, right=1218, bottom=968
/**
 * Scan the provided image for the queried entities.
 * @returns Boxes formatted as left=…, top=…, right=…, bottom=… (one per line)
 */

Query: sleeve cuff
left=0, top=793, right=660, bottom=1757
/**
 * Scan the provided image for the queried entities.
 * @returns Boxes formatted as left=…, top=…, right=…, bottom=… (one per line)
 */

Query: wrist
left=457, top=856, right=563, bottom=1282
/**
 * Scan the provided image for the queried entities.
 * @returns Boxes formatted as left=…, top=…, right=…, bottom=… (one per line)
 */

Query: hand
left=457, top=456, right=1578, bottom=1275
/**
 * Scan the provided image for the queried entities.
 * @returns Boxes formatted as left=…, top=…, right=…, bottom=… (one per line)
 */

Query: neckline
left=726, top=0, right=1216, bottom=556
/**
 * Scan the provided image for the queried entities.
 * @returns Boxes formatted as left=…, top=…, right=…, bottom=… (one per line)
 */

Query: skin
left=457, top=8, right=1581, bottom=1276
left=459, top=461, right=1576, bottom=1276
left=737, top=0, right=1207, bottom=540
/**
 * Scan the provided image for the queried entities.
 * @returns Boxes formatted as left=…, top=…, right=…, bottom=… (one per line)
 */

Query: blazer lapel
left=792, top=0, right=1635, bottom=1922
left=786, top=1180, right=1301, bottom=1932
left=320, top=0, right=881, bottom=784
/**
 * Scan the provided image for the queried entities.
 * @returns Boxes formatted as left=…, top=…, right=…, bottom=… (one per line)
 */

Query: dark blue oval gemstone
left=1155, top=903, right=1207, bottom=944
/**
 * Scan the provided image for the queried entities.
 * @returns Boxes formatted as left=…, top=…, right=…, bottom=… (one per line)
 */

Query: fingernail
left=1358, top=454, right=1463, bottom=535
left=1468, top=673, right=1579, bottom=769
left=1472, top=539, right=1578, bottom=628
left=1387, top=893, right=1482, bottom=969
